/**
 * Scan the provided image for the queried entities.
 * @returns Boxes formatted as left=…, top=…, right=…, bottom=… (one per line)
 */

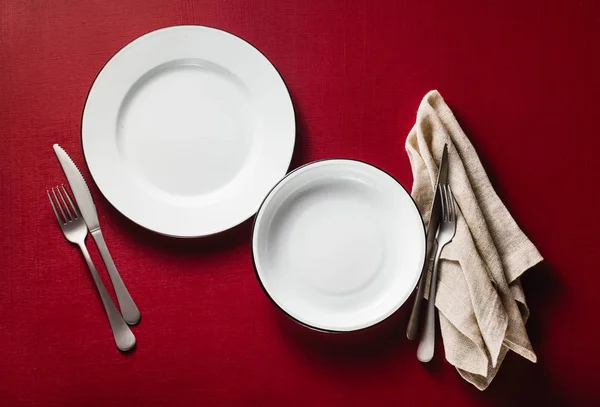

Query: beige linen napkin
left=406, top=90, right=543, bottom=390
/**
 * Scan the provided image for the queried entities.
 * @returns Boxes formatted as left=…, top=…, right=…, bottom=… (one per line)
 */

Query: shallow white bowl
left=252, top=159, right=426, bottom=332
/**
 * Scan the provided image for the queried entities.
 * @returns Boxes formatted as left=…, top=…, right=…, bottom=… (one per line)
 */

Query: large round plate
left=252, top=160, right=426, bottom=332
left=82, top=26, right=295, bottom=237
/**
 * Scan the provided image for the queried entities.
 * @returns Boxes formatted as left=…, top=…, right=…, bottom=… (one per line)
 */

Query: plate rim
left=251, top=158, right=427, bottom=333
left=80, top=24, right=296, bottom=238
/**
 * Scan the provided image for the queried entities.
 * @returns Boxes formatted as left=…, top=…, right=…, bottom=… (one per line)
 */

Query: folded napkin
left=406, top=90, right=543, bottom=390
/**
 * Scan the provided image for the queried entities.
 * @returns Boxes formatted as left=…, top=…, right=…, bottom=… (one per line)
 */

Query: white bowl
left=252, top=159, right=426, bottom=332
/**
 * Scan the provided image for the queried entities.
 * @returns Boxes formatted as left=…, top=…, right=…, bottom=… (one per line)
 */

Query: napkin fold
left=406, top=90, right=543, bottom=390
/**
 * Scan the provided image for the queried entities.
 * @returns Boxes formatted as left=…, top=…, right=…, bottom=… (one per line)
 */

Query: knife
left=54, top=144, right=141, bottom=325
left=406, top=143, right=448, bottom=340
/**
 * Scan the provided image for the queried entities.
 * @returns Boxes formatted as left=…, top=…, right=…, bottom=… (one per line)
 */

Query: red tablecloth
left=1, top=0, right=599, bottom=405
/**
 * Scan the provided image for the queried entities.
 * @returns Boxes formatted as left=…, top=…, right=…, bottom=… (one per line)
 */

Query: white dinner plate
left=82, top=26, right=295, bottom=237
left=252, top=160, right=426, bottom=332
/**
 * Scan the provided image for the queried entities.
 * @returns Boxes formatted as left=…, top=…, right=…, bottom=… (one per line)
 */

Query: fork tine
left=56, top=186, right=73, bottom=221
left=440, top=183, right=448, bottom=222
left=61, top=185, right=79, bottom=218
left=47, top=190, right=65, bottom=224
left=444, top=184, right=450, bottom=222
left=447, top=185, right=456, bottom=222
left=52, top=188, right=68, bottom=222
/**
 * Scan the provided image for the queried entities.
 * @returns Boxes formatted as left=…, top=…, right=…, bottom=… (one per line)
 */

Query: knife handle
left=91, top=229, right=141, bottom=325
left=77, top=242, right=136, bottom=352
left=406, top=268, right=428, bottom=340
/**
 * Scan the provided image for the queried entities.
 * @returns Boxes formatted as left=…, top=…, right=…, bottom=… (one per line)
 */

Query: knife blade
left=406, top=143, right=448, bottom=340
left=53, top=144, right=141, bottom=325
left=53, top=144, right=100, bottom=231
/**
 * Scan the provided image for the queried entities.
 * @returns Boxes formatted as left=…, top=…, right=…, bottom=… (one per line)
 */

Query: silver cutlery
left=407, top=144, right=449, bottom=340
left=417, top=183, right=456, bottom=362
left=48, top=185, right=136, bottom=352
left=54, top=144, right=141, bottom=325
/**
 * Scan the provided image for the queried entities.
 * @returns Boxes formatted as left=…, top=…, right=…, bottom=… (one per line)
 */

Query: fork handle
left=91, top=230, right=141, bottom=325
left=78, top=242, right=136, bottom=352
left=417, top=244, right=443, bottom=363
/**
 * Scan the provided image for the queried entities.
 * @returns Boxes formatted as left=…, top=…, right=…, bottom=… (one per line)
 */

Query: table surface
left=1, top=0, right=599, bottom=405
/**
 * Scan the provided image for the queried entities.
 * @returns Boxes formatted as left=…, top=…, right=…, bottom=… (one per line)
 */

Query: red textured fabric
left=1, top=0, right=599, bottom=405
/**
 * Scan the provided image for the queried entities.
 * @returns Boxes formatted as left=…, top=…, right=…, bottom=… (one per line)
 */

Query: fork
left=417, top=183, right=456, bottom=363
left=47, top=185, right=136, bottom=352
